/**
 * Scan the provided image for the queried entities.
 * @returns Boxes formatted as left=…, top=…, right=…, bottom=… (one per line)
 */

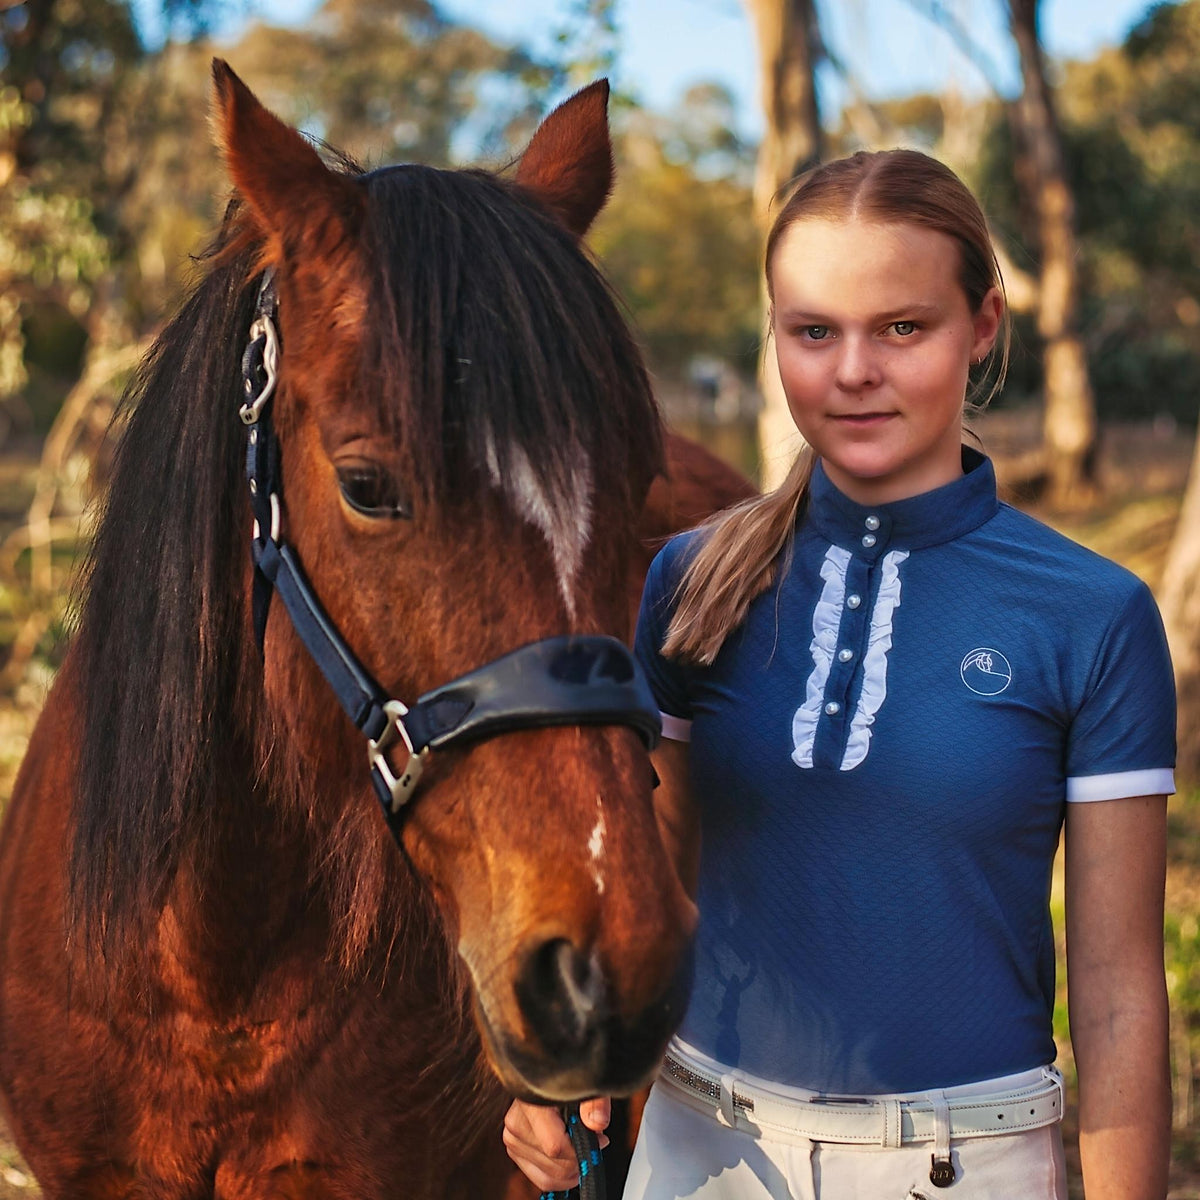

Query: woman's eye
left=804, top=325, right=830, bottom=341
left=892, top=321, right=917, bottom=336
left=337, top=464, right=409, bottom=519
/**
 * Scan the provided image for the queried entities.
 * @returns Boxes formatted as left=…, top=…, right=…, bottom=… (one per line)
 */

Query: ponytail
left=662, top=447, right=815, bottom=665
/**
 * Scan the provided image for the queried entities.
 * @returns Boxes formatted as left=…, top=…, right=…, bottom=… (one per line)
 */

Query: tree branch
left=898, top=0, right=1009, bottom=96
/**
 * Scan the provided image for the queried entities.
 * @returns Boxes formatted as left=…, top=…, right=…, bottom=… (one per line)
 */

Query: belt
left=660, top=1049, right=1064, bottom=1148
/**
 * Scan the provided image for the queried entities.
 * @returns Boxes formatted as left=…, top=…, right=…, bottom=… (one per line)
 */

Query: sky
left=178, top=0, right=1162, bottom=136
left=434, top=0, right=1158, bottom=131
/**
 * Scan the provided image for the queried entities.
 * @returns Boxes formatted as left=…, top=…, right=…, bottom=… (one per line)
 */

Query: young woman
left=504, top=150, right=1174, bottom=1200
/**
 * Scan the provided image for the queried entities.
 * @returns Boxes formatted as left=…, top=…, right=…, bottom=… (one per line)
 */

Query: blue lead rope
left=540, top=1103, right=606, bottom=1200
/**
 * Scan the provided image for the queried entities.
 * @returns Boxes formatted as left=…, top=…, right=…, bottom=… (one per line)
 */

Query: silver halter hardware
left=367, top=699, right=430, bottom=812
left=240, top=311, right=280, bottom=425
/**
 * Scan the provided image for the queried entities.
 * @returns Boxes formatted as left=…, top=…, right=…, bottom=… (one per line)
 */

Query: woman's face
left=770, top=218, right=1002, bottom=505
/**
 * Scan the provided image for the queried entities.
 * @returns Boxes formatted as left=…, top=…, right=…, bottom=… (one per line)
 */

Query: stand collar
left=806, top=447, right=999, bottom=560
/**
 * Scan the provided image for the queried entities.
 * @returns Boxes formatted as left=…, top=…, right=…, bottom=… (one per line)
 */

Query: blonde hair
left=662, top=149, right=1008, bottom=665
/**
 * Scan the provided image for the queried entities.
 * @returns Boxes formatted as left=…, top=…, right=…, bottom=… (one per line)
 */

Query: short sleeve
left=634, top=541, right=694, bottom=740
left=1065, top=580, right=1176, bottom=801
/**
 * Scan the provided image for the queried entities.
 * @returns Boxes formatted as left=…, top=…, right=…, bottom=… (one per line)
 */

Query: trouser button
left=930, top=1154, right=957, bottom=1187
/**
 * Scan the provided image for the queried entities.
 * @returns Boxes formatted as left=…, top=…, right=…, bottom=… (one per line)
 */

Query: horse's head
left=211, top=62, right=694, bottom=1100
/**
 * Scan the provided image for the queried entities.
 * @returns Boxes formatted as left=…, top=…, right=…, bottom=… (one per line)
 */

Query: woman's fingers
left=580, top=1096, right=612, bottom=1138
left=503, top=1100, right=579, bottom=1191
left=502, top=1098, right=613, bottom=1191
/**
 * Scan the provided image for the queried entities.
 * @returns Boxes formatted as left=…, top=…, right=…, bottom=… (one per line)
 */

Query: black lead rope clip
left=538, top=1102, right=606, bottom=1200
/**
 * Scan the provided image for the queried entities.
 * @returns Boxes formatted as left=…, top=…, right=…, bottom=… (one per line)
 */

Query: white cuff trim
left=1066, top=767, right=1175, bottom=802
left=660, top=712, right=692, bottom=742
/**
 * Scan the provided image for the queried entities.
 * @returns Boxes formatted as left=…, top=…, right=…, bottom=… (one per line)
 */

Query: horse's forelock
left=358, top=166, right=661, bottom=592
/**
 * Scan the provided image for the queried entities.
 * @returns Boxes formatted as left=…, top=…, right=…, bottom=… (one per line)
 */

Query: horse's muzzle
left=482, top=936, right=694, bottom=1101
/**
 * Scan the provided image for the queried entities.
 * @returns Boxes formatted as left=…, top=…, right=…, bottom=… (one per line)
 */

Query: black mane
left=71, top=157, right=663, bottom=960
left=72, top=221, right=259, bottom=958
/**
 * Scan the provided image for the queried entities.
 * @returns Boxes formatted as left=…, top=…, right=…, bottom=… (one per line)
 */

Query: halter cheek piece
left=240, top=272, right=661, bottom=836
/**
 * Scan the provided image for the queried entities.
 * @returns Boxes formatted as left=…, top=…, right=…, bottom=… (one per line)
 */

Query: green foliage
left=1, top=0, right=143, bottom=416
left=1, top=0, right=143, bottom=177
left=590, top=94, right=760, bottom=376
left=230, top=0, right=548, bottom=168
left=0, top=87, right=109, bottom=402
left=975, top=0, right=1200, bottom=423
left=550, top=0, right=620, bottom=92
left=0, top=0, right=567, bottom=436
left=1165, top=908, right=1200, bottom=1018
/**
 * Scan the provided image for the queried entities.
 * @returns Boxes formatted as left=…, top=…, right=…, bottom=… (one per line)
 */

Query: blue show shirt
left=635, top=450, right=1175, bottom=1094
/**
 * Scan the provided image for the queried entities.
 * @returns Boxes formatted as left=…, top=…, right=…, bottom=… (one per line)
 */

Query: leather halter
left=240, top=272, right=661, bottom=835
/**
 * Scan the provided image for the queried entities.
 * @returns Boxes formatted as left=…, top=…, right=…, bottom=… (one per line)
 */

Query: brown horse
left=0, top=64, right=752, bottom=1199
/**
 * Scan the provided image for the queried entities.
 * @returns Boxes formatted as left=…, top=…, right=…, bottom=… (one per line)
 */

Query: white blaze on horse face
left=587, top=794, right=606, bottom=896
left=483, top=435, right=593, bottom=619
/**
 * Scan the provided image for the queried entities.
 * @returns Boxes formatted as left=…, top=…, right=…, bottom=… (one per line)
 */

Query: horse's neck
left=154, top=773, right=332, bottom=1012
left=156, top=765, right=429, bottom=1021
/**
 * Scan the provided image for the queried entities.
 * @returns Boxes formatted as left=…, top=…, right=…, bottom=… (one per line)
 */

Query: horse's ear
left=515, top=80, right=613, bottom=239
left=211, top=58, right=362, bottom=259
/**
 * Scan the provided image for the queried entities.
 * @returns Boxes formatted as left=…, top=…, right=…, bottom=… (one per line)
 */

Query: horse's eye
left=337, top=464, right=409, bottom=519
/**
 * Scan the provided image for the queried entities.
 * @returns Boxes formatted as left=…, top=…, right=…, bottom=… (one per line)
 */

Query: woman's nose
left=835, top=336, right=883, bottom=391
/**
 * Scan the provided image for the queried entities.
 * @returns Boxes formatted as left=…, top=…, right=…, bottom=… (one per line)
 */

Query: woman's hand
left=502, top=1098, right=611, bottom=1192
left=1066, top=794, right=1170, bottom=1200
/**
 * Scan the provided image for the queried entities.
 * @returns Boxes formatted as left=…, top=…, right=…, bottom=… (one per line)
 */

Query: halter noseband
left=240, top=272, right=661, bottom=835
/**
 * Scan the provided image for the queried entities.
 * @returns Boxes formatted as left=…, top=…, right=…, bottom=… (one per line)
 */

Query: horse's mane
left=71, top=216, right=260, bottom=965
left=70, top=157, right=663, bottom=974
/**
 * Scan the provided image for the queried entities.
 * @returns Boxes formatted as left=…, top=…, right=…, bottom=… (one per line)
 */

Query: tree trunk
left=744, top=0, right=823, bottom=488
left=1159, top=428, right=1200, bottom=784
left=1007, top=0, right=1099, bottom=508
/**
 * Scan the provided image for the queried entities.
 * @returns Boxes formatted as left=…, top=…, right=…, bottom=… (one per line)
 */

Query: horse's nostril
left=516, top=938, right=606, bottom=1053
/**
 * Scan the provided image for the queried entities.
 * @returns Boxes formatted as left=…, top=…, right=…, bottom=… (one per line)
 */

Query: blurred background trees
left=5, top=0, right=1197, bottom=472
left=2, top=0, right=1198, bottom=723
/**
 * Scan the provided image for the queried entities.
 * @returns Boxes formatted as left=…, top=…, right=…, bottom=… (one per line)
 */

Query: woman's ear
left=971, top=286, right=1005, bottom=361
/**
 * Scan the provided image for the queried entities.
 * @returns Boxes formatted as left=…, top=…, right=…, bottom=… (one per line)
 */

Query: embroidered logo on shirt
left=960, top=647, right=1012, bottom=696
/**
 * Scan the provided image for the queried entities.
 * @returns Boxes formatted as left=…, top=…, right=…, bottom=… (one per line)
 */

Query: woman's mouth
left=832, top=412, right=896, bottom=426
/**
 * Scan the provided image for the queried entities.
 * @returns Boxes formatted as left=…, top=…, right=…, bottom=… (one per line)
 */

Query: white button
left=847, top=594, right=862, bottom=609
left=862, top=534, right=877, bottom=548
left=838, top=648, right=854, bottom=663
left=865, top=515, right=880, bottom=531
left=824, top=701, right=841, bottom=716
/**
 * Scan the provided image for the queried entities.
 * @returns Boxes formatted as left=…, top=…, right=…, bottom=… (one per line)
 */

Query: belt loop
left=882, top=1098, right=902, bottom=1148
left=928, top=1091, right=956, bottom=1188
left=931, top=1092, right=951, bottom=1160
left=1043, top=1066, right=1065, bottom=1115
left=719, top=1072, right=738, bottom=1128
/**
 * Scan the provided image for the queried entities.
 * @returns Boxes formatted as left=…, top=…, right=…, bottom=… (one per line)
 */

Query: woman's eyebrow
left=875, top=302, right=942, bottom=321
left=776, top=301, right=943, bottom=324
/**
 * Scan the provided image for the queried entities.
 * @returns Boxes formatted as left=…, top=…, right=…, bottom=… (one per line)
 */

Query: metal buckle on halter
left=239, top=312, right=280, bottom=425
left=367, top=699, right=430, bottom=813
left=251, top=493, right=283, bottom=545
